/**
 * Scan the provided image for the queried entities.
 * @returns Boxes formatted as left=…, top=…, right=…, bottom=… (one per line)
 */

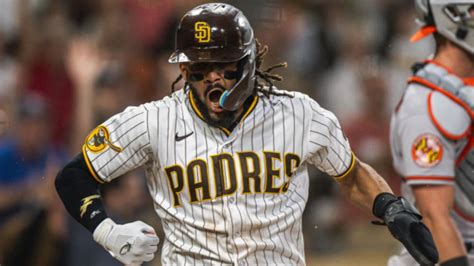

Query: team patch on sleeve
left=84, top=125, right=123, bottom=153
left=411, top=133, right=443, bottom=167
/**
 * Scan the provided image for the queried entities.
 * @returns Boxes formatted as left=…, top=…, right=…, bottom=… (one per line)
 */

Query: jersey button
left=228, top=197, right=235, bottom=204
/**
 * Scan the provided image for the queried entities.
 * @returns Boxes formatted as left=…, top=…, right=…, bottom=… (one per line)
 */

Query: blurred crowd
left=0, top=0, right=435, bottom=265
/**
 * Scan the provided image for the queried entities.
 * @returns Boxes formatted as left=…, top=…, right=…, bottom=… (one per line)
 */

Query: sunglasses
left=187, top=62, right=242, bottom=82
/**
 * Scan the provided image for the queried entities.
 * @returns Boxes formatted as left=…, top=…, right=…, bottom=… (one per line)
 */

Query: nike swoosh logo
left=175, top=131, right=194, bottom=142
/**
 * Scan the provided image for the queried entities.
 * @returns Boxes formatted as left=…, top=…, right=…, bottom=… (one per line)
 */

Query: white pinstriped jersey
left=83, top=88, right=354, bottom=265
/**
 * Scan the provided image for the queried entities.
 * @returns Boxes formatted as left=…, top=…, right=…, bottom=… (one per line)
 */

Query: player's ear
left=179, top=63, right=188, bottom=82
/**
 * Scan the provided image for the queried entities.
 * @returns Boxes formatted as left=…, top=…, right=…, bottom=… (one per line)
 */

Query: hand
left=373, top=193, right=439, bottom=265
left=93, top=218, right=159, bottom=265
left=66, top=37, right=105, bottom=91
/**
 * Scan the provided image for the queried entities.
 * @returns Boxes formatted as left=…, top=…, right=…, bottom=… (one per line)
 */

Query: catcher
left=389, top=0, right=474, bottom=265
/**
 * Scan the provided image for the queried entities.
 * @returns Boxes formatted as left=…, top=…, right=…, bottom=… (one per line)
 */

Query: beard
left=189, top=83, right=240, bottom=130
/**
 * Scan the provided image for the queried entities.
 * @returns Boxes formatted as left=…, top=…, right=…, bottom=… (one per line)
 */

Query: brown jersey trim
left=241, top=96, right=258, bottom=121
left=188, top=90, right=258, bottom=136
left=332, top=152, right=355, bottom=181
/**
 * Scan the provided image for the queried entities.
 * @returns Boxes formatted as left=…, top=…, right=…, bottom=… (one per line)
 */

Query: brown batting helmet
left=169, top=3, right=257, bottom=111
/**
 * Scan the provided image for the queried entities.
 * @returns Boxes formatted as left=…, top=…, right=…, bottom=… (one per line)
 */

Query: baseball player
left=55, top=3, right=438, bottom=265
left=389, top=1, right=474, bottom=265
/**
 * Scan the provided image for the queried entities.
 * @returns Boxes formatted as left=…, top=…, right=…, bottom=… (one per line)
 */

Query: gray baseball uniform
left=82, top=87, right=354, bottom=265
left=389, top=61, right=474, bottom=265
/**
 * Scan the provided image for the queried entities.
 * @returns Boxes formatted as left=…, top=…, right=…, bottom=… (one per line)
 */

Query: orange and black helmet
left=169, top=3, right=257, bottom=111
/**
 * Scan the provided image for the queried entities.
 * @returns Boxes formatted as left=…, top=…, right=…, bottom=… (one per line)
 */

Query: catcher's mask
left=412, top=0, right=474, bottom=54
left=168, top=3, right=257, bottom=111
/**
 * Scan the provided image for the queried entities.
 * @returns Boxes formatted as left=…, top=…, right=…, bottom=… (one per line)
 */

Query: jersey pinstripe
left=83, top=88, right=354, bottom=265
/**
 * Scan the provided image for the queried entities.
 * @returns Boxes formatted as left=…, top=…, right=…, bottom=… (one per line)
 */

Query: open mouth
left=207, top=88, right=224, bottom=103
left=206, top=87, right=225, bottom=113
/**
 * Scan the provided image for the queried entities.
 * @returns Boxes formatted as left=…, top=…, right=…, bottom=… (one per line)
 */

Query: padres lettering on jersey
left=164, top=151, right=301, bottom=207
left=83, top=88, right=353, bottom=265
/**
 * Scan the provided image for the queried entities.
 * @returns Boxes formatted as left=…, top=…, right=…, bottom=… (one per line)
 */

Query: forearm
left=70, top=83, right=94, bottom=153
left=423, top=213, right=466, bottom=262
left=67, top=38, right=103, bottom=153
left=55, top=154, right=108, bottom=232
left=411, top=185, right=467, bottom=264
left=337, top=158, right=392, bottom=214
left=55, top=155, right=160, bottom=264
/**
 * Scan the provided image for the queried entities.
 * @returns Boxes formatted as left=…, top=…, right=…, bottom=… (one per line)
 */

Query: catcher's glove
left=373, top=193, right=439, bottom=265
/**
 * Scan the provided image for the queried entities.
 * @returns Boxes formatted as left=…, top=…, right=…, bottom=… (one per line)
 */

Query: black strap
left=440, top=256, right=469, bottom=266
left=466, top=242, right=473, bottom=253
left=411, top=61, right=427, bottom=75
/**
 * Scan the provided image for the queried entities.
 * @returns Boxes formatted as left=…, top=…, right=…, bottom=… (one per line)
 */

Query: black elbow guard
left=55, top=154, right=108, bottom=232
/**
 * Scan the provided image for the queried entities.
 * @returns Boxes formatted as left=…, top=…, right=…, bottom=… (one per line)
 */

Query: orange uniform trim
left=456, top=134, right=474, bottom=166
left=404, top=176, right=454, bottom=181
left=463, top=77, right=474, bottom=86
left=427, top=92, right=470, bottom=140
left=424, top=59, right=456, bottom=74
left=453, top=204, right=474, bottom=222
left=408, top=76, right=474, bottom=119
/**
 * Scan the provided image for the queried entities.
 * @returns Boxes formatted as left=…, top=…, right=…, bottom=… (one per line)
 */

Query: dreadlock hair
left=170, top=39, right=290, bottom=98
left=253, top=38, right=291, bottom=98
left=171, top=74, right=183, bottom=93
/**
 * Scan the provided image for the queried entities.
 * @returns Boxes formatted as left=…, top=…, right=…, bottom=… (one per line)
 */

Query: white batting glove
left=93, top=218, right=159, bottom=265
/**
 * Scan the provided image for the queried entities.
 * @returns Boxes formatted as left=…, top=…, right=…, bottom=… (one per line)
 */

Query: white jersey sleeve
left=82, top=104, right=155, bottom=183
left=305, top=100, right=354, bottom=179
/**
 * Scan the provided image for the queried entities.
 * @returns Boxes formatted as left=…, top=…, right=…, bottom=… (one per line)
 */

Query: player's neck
left=222, top=96, right=254, bottom=131
left=434, top=43, right=474, bottom=78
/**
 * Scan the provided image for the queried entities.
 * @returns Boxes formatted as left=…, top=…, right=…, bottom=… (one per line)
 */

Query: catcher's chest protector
left=409, top=62, right=474, bottom=219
